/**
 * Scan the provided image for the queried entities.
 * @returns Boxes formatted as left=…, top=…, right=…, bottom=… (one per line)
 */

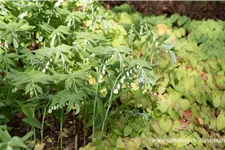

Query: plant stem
left=32, top=107, right=36, bottom=142
left=92, top=68, right=100, bottom=136
left=150, top=51, right=156, bottom=66
left=41, top=107, right=46, bottom=142
left=60, top=109, right=63, bottom=150
left=101, top=71, right=123, bottom=133
left=83, top=120, right=86, bottom=146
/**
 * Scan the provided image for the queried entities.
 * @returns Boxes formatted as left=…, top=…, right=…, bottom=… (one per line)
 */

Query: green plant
left=3, top=1, right=224, bottom=150
left=0, top=126, right=33, bottom=150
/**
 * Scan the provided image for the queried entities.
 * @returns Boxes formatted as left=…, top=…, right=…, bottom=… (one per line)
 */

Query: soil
left=8, top=111, right=92, bottom=150
left=103, top=1, right=225, bottom=20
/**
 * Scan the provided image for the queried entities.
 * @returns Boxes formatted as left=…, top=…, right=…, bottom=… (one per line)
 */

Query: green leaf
left=89, top=46, right=110, bottom=55
left=217, top=111, right=225, bottom=131
left=0, top=143, right=7, bottom=150
left=133, top=137, right=142, bottom=149
left=13, top=38, right=18, bottom=48
left=39, top=24, right=55, bottom=33
left=113, top=129, right=123, bottom=136
left=178, top=16, right=188, bottom=26
left=97, top=99, right=105, bottom=118
left=169, top=51, right=176, bottom=66
left=10, top=137, right=28, bottom=148
left=35, top=84, right=44, bottom=94
left=179, top=99, right=190, bottom=110
left=213, top=96, right=221, bottom=108
left=159, top=118, right=172, bottom=133
left=6, top=34, right=13, bottom=45
left=124, top=138, right=140, bottom=150
left=25, top=82, right=32, bottom=95
left=124, top=124, right=132, bottom=136
left=174, top=135, right=190, bottom=148
left=22, top=131, right=33, bottom=141
left=170, top=14, right=180, bottom=23
left=160, top=42, right=175, bottom=51
left=19, top=24, right=35, bottom=31
left=112, top=37, right=127, bottom=47
left=21, top=107, right=34, bottom=118
left=142, top=138, right=152, bottom=150
left=105, top=76, right=113, bottom=87
left=0, top=130, right=11, bottom=142
left=114, top=45, right=132, bottom=54
left=56, top=25, right=70, bottom=34
left=157, top=100, right=169, bottom=113
left=23, top=117, right=41, bottom=129
left=6, top=144, right=13, bottom=150
left=152, top=122, right=162, bottom=135
left=11, top=69, right=53, bottom=86
left=209, top=119, right=216, bottom=130
left=116, top=137, right=125, bottom=149
left=129, top=59, right=152, bottom=70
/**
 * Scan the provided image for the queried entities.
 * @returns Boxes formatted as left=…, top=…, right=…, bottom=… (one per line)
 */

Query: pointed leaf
left=11, top=137, right=28, bottom=148
left=124, top=125, right=132, bottom=137
left=0, top=130, right=11, bottom=142
left=217, top=111, right=225, bottom=131
left=13, top=38, right=18, bottom=48
left=23, top=117, right=41, bottom=129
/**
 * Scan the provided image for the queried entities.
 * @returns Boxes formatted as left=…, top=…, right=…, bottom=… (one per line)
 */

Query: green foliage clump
left=0, top=1, right=175, bottom=149
left=0, top=1, right=225, bottom=150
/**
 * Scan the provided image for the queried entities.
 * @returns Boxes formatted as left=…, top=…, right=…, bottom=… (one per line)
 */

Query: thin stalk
left=92, top=67, right=100, bottom=135
left=83, top=120, right=86, bottom=146
left=60, top=109, right=63, bottom=150
left=101, top=71, right=124, bottom=133
left=33, top=123, right=36, bottom=142
left=32, top=106, right=36, bottom=142
left=150, top=51, right=155, bottom=66
left=73, top=110, right=77, bottom=150
left=129, top=26, right=134, bottom=49
left=32, top=81, right=38, bottom=142
left=41, top=107, right=46, bottom=142
left=78, top=117, right=81, bottom=146
left=75, top=134, right=78, bottom=150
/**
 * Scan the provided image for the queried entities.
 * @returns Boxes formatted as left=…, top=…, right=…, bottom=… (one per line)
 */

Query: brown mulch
left=8, top=111, right=91, bottom=150
left=103, top=1, right=225, bottom=20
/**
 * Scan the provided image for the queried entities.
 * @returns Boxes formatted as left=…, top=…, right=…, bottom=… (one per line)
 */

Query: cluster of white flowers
left=42, top=61, right=50, bottom=73
left=102, top=64, right=106, bottom=75
left=18, top=11, right=28, bottom=19
left=140, top=25, right=144, bottom=36
left=90, top=53, right=95, bottom=57
left=97, top=16, right=102, bottom=23
left=98, top=61, right=108, bottom=83
left=136, top=65, right=141, bottom=69
left=113, top=83, right=122, bottom=94
left=120, top=76, right=125, bottom=84
left=82, top=39, right=89, bottom=52
left=99, top=74, right=103, bottom=83
left=114, top=66, right=141, bottom=94
left=130, top=69, right=133, bottom=74
left=55, top=0, right=64, bottom=7
left=84, top=58, right=89, bottom=63
left=126, top=71, right=130, bottom=77
left=114, top=77, right=123, bottom=94
left=67, top=17, right=74, bottom=27
left=113, top=89, right=118, bottom=94
left=48, top=102, right=68, bottom=114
